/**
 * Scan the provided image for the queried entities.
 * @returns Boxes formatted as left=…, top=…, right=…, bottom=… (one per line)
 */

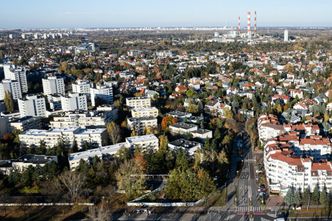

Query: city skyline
left=1, top=0, right=331, bottom=29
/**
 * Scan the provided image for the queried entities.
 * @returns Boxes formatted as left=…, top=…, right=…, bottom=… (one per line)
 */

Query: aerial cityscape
left=0, top=1, right=332, bottom=221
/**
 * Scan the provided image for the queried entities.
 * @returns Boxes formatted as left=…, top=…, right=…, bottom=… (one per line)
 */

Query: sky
left=0, top=0, right=331, bottom=29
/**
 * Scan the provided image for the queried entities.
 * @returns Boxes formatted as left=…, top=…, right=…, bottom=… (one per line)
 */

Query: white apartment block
left=68, top=142, right=126, bottom=170
left=50, top=112, right=110, bottom=128
left=191, top=129, right=213, bottom=139
left=127, top=117, right=158, bottom=134
left=258, top=114, right=285, bottom=143
left=169, top=122, right=198, bottom=135
left=68, top=134, right=159, bottom=170
left=3, top=65, right=28, bottom=93
left=18, top=95, right=46, bottom=117
left=0, top=154, right=58, bottom=174
left=61, top=93, right=88, bottom=112
left=126, top=96, right=151, bottom=109
left=11, top=155, right=58, bottom=172
left=10, top=116, right=42, bottom=132
left=72, top=80, right=91, bottom=94
left=126, top=134, right=159, bottom=150
left=265, top=149, right=332, bottom=196
left=131, top=107, right=158, bottom=118
left=19, top=127, right=107, bottom=149
left=42, top=76, right=65, bottom=95
left=90, top=85, right=113, bottom=107
left=0, top=79, right=22, bottom=100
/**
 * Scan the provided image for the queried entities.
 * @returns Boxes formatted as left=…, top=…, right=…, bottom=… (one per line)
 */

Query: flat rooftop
left=169, top=139, right=201, bottom=149
left=69, top=142, right=126, bottom=161
left=126, top=134, right=158, bottom=144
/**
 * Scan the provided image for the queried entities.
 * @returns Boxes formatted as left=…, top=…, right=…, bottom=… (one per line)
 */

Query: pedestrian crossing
left=233, top=206, right=264, bottom=212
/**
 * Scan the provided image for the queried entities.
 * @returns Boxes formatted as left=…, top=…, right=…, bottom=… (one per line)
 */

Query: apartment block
left=18, top=95, right=46, bottom=117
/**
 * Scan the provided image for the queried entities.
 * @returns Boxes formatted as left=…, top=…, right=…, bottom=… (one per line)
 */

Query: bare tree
left=58, top=171, right=86, bottom=201
left=87, top=203, right=111, bottom=221
left=107, top=122, right=121, bottom=144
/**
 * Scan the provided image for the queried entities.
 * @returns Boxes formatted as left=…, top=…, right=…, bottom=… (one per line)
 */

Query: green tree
left=284, top=186, right=296, bottom=206
left=107, top=122, right=121, bottom=144
left=115, top=159, right=146, bottom=200
left=164, top=168, right=215, bottom=201
left=319, top=186, right=328, bottom=206
left=312, top=184, right=320, bottom=205
left=175, top=149, right=190, bottom=170
left=4, top=91, right=14, bottom=113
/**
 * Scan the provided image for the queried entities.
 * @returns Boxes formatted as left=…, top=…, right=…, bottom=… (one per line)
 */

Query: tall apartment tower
left=90, top=85, right=113, bottom=107
left=61, top=93, right=88, bottom=112
left=42, top=76, right=65, bottom=95
left=72, top=80, right=91, bottom=94
left=284, top=29, right=289, bottom=42
left=18, top=95, right=46, bottom=117
left=3, top=64, right=28, bottom=93
left=0, top=79, right=22, bottom=100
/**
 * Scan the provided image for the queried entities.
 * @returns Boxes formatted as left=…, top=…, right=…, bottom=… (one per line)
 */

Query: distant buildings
left=284, top=29, right=289, bottom=42
left=18, top=95, right=46, bottom=118
left=42, top=76, right=65, bottom=95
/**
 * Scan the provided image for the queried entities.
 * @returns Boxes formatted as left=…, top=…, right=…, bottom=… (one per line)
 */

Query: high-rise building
left=61, top=93, right=88, bottom=112
left=18, top=95, right=46, bottom=117
left=72, top=80, right=91, bottom=94
left=42, top=76, right=65, bottom=95
left=3, top=64, right=28, bottom=93
left=0, top=79, right=22, bottom=100
left=90, top=85, right=113, bottom=107
left=284, top=29, right=289, bottom=42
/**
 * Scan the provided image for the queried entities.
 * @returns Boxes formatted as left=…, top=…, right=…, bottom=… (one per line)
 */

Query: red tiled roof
left=269, top=151, right=303, bottom=166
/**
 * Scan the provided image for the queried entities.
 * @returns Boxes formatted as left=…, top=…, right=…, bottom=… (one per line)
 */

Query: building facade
left=0, top=79, right=22, bottom=100
left=18, top=95, right=46, bottom=117
left=42, top=76, right=65, bottom=95
left=61, top=93, right=88, bottom=112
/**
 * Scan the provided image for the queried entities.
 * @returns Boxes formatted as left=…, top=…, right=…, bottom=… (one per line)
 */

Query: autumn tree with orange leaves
left=161, top=115, right=177, bottom=131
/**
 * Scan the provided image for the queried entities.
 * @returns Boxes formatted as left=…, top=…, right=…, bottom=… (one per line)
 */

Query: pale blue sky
left=0, top=0, right=331, bottom=28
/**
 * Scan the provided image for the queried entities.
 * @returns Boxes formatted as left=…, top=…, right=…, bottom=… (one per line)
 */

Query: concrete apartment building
left=0, top=79, right=22, bottom=100
left=61, top=93, right=88, bottom=112
left=3, top=65, right=28, bottom=93
left=126, top=96, right=151, bottom=109
left=50, top=112, right=111, bottom=129
left=72, top=80, right=91, bottom=94
left=131, top=107, right=158, bottom=118
left=19, top=127, right=107, bottom=149
left=68, top=134, right=159, bottom=170
left=42, top=76, right=65, bottom=95
left=90, top=84, right=113, bottom=107
left=18, top=95, right=46, bottom=117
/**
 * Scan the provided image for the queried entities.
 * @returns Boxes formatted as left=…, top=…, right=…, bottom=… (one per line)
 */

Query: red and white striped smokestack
left=254, top=11, right=257, bottom=34
left=247, top=11, right=251, bottom=36
left=238, top=16, right=241, bottom=34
